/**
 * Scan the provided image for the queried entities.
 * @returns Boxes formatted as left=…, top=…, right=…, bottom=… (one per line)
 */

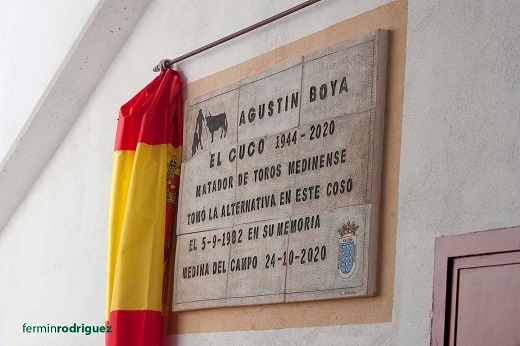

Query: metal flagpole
left=153, top=0, right=323, bottom=71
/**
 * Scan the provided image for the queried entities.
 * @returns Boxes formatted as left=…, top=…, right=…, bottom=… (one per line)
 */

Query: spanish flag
left=106, top=69, right=183, bottom=345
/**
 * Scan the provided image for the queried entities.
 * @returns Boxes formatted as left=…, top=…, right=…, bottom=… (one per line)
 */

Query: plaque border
left=173, top=29, right=388, bottom=311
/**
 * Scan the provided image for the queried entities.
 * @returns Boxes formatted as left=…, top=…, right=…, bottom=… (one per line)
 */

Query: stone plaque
left=174, top=30, right=387, bottom=311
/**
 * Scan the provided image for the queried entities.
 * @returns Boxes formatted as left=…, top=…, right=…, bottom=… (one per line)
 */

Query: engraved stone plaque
left=285, top=205, right=368, bottom=301
left=226, top=218, right=289, bottom=307
left=292, top=110, right=373, bottom=215
left=174, top=30, right=387, bottom=311
left=173, top=228, right=230, bottom=311
left=234, top=132, right=297, bottom=225
left=238, top=59, right=302, bottom=141
left=300, top=39, right=375, bottom=124
left=178, top=142, right=237, bottom=234
left=184, top=86, right=239, bottom=162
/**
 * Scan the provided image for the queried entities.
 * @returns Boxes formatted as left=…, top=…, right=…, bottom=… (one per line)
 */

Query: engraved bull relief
left=192, top=109, right=228, bottom=156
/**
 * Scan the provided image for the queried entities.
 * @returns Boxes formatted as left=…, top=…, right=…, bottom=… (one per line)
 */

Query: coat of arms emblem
left=338, top=221, right=359, bottom=279
left=166, top=155, right=179, bottom=204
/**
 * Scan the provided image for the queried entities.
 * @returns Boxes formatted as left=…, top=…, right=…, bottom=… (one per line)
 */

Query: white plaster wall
left=2, top=0, right=519, bottom=345
left=171, top=323, right=396, bottom=346
left=394, top=0, right=520, bottom=344
left=108, top=0, right=392, bottom=88
left=0, top=0, right=391, bottom=344
left=170, top=0, right=520, bottom=344
left=0, top=0, right=99, bottom=161
left=0, top=0, right=153, bottom=233
left=0, top=93, right=112, bottom=345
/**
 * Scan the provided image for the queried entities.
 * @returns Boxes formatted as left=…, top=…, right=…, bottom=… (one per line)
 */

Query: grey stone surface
left=184, top=87, right=239, bottom=162
left=173, top=30, right=387, bottom=311
left=302, top=31, right=379, bottom=63
left=292, top=110, right=374, bottom=215
left=234, top=132, right=297, bottom=225
left=173, top=228, right=230, bottom=310
left=226, top=218, right=289, bottom=306
left=178, top=143, right=237, bottom=234
left=285, top=205, right=368, bottom=299
left=238, top=64, right=302, bottom=141
left=300, top=40, right=375, bottom=125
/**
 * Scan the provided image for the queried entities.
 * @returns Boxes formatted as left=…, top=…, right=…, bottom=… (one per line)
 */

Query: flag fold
left=106, top=69, right=183, bottom=345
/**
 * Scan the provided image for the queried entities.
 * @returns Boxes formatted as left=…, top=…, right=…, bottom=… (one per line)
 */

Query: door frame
left=431, top=226, right=520, bottom=345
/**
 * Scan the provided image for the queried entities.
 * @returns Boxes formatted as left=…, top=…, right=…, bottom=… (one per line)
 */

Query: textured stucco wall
left=171, top=0, right=520, bottom=344
left=0, top=0, right=99, bottom=161
left=1, top=0, right=519, bottom=345
left=0, top=0, right=153, bottom=233
left=167, top=1, right=406, bottom=337
left=0, top=0, right=392, bottom=344
left=393, top=0, right=520, bottom=344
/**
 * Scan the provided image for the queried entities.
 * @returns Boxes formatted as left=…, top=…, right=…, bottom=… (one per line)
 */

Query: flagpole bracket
left=153, top=59, right=174, bottom=72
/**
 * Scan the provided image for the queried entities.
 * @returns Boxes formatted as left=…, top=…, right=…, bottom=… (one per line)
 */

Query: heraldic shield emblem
left=338, top=221, right=359, bottom=279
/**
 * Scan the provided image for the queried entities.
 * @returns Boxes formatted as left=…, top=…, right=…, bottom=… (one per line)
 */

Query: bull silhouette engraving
left=205, top=111, right=228, bottom=143
left=191, top=109, right=228, bottom=156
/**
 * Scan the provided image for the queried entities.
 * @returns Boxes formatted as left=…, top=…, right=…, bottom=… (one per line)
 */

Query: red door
left=431, top=227, right=520, bottom=346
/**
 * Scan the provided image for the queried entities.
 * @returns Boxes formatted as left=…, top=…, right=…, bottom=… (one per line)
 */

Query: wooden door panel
left=431, top=227, right=520, bottom=346
left=455, top=261, right=520, bottom=345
